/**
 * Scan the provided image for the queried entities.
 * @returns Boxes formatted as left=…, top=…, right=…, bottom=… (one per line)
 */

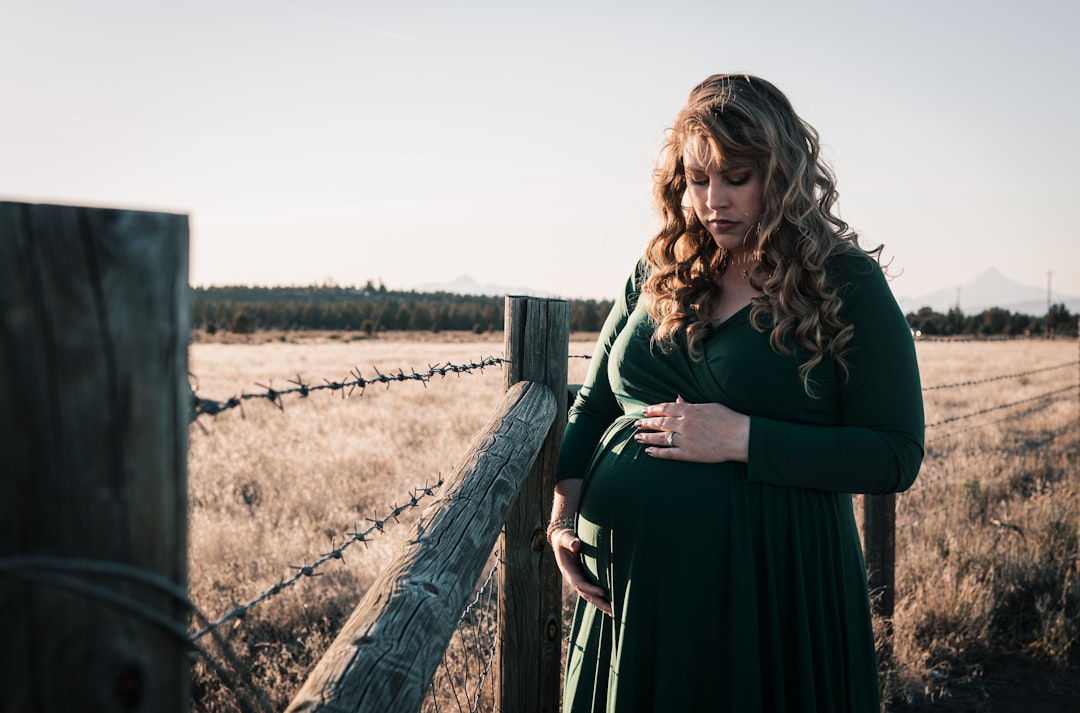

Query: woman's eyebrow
left=685, top=161, right=749, bottom=174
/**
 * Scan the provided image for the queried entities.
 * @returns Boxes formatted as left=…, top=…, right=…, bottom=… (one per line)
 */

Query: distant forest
left=905, top=303, right=1076, bottom=337
left=191, top=283, right=1077, bottom=338
left=191, top=282, right=614, bottom=335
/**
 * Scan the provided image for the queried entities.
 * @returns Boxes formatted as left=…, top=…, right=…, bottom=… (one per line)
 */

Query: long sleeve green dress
left=556, top=250, right=924, bottom=712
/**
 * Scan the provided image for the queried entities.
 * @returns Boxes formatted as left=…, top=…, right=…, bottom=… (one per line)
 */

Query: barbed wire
left=902, top=449, right=1005, bottom=497
left=191, top=477, right=445, bottom=641
left=0, top=557, right=276, bottom=712
left=926, top=391, right=1076, bottom=443
left=182, top=340, right=1078, bottom=708
left=924, top=384, right=1078, bottom=430
left=914, top=335, right=1064, bottom=343
left=922, top=360, right=1078, bottom=391
left=190, top=357, right=507, bottom=422
left=0, top=556, right=194, bottom=644
left=901, top=415, right=1077, bottom=505
left=190, top=605, right=276, bottom=713
left=898, top=411, right=1077, bottom=533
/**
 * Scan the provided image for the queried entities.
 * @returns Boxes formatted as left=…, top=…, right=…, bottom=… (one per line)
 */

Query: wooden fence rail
left=287, top=296, right=568, bottom=713
left=285, top=380, right=556, bottom=712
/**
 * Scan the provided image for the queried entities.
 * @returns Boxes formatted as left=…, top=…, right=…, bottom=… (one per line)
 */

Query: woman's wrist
left=546, top=515, right=577, bottom=545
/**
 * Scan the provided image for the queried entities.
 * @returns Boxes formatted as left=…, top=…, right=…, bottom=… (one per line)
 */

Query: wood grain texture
left=285, top=379, right=557, bottom=713
left=864, top=492, right=896, bottom=618
left=499, top=297, right=569, bottom=713
left=0, top=202, right=191, bottom=712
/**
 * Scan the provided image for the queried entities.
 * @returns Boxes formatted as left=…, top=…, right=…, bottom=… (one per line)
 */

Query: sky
left=3, top=0, right=1079, bottom=309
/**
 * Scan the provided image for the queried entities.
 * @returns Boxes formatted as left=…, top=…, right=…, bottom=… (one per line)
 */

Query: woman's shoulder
left=632, top=255, right=652, bottom=291
left=825, top=245, right=896, bottom=307
left=826, top=245, right=882, bottom=281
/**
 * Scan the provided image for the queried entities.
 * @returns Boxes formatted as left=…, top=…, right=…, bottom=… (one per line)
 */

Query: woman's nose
left=707, top=182, right=730, bottom=210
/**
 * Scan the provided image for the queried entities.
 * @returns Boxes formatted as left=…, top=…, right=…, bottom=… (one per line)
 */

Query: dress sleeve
left=746, top=255, right=925, bottom=495
left=556, top=260, right=645, bottom=481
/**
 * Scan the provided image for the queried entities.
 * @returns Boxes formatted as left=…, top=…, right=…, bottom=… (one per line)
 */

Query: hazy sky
left=4, top=0, right=1078, bottom=307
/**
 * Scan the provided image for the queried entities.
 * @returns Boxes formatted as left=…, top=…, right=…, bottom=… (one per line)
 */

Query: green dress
left=557, top=251, right=924, bottom=713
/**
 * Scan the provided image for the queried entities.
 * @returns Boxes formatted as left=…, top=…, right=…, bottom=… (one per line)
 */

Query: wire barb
left=190, top=356, right=506, bottom=422
left=191, top=475, right=445, bottom=641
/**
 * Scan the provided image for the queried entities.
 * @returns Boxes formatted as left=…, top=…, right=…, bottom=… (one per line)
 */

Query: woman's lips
left=709, top=219, right=739, bottom=232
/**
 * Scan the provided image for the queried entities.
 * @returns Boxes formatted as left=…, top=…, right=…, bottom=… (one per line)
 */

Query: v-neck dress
left=556, top=251, right=924, bottom=713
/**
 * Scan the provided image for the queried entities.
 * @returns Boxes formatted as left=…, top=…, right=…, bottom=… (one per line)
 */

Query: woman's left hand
left=634, top=396, right=750, bottom=463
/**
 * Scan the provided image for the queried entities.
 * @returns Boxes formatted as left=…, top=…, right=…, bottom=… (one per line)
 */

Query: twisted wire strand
left=924, top=384, right=1078, bottom=429
left=192, top=477, right=444, bottom=641
left=465, top=560, right=501, bottom=713
left=427, top=557, right=502, bottom=713
left=901, top=448, right=1004, bottom=497
left=0, top=557, right=277, bottom=712
left=0, top=557, right=192, bottom=643
left=189, top=605, right=276, bottom=713
left=899, top=413, right=1077, bottom=531
left=922, top=360, right=1078, bottom=391
left=915, top=335, right=1053, bottom=344
left=926, top=392, right=1076, bottom=443
left=190, top=356, right=507, bottom=421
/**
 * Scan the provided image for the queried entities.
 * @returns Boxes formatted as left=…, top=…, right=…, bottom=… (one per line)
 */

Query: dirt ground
left=894, top=658, right=1080, bottom=712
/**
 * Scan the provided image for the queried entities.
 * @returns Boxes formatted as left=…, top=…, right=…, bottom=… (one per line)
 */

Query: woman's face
left=682, top=136, right=763, bottom=260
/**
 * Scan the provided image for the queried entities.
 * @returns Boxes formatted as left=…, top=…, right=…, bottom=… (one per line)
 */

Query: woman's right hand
left=550, top=528, right=613, bottom=616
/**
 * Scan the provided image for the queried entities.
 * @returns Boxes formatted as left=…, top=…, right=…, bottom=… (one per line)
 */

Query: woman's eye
left=727, top=174, right=750, bottom=186
left=688, top=174, right=709, bottom=186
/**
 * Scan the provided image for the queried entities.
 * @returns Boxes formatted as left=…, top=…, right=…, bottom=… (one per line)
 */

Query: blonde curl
left=643, top=74, right=882, bottom=395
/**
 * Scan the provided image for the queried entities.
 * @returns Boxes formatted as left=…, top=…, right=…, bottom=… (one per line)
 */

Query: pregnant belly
left=578, top=419, right=747, bottom=528
left=574, top=419, right=749, bottom=591
left=573, top=419, right=862, bottom=600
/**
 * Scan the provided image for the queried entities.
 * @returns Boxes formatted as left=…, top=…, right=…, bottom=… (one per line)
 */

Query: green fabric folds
left=557, top=251, right=924, bottom=712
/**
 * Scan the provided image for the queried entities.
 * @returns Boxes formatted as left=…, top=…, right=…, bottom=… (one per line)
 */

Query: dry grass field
left=186, top=331, right=1079, bottom=712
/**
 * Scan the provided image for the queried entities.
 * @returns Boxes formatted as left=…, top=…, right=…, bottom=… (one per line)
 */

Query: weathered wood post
left=863, top=493, right=896, bottom=620
left=284, top=380, right=557, bottom=713
left=500, top=296, right=569, bottom=713
left=0, top=202, right=190, bottom=713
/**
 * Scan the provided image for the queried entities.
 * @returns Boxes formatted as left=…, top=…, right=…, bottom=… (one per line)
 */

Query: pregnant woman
left=548, top=73, right=924, bottom=712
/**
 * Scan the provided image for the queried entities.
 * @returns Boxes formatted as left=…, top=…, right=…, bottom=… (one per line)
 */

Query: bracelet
left=546, top=515, right=577, bottom=544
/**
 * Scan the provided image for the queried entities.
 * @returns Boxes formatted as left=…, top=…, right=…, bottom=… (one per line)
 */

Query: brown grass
left=187, top=332, right=1079, bottom=712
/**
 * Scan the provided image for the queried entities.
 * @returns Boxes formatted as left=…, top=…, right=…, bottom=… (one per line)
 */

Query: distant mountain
left=413, top=274, right=557, bottom=298
left=898, top=268, right=1080, bottom=315
left=421, top=271, right=1078, bottom=315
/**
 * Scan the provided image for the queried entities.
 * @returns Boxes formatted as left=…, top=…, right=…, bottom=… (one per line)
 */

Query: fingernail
left=633, top=420, right=642, bottom=428
left=634, top=433, right=643, bottom=442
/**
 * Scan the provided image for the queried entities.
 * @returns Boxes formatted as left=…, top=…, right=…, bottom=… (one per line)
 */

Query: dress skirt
left=562, top=417, right=881, bottom=713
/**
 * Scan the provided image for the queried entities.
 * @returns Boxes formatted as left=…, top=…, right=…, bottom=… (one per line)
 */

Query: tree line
left=191, top=283, right=1077, bottom=338
left=191, top=283, right=614, bottom=335
left=905, top=303, right=1077, bottom=337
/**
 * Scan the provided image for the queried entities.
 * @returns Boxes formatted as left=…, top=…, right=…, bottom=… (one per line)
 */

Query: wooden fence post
left=863, top=493, right=896, bottom=621
left=0, top=202, right=191, bottom=713
left=285, top=381, right=557, bottom=713
left=499, top=296, right=569, bottom=713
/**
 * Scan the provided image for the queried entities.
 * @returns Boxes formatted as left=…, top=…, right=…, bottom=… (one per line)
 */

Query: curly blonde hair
left=643, top=73, right=881, bottom=393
